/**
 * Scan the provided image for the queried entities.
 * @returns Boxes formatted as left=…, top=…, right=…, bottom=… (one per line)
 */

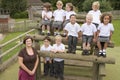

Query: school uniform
left=88, top=10, right=101, bottom=27
left=41, top=10, right=52, bottom=26
left=64, top=22, right=81, bottom=53
left=97, top=23, right=114, bottom=42
left=81, top=23, right=97, bottom=43
left=52, top=43, right=65, bottom=80
left=40, top=45, right=54, bottom=76
left=63, top=11, right=76, bottom=27
left=52, top=9, right=65, bottom=29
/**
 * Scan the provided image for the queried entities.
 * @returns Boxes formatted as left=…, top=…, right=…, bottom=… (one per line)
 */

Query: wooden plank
left=64, top=59, right=93, bottom=67
left=38, top=51, right=115, bottom=64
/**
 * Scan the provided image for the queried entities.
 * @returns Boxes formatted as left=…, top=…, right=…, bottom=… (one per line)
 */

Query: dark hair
left=23, top=36, right=33, bottom=44
left=70, top=14, right=76, bottom=18
left=100, top=12, right=112, bottom=23
left=43, top=36, right=51, bottom=42
left=66, top=3, right=74, bottom=11
left=43, top=2, right=52, bottom=11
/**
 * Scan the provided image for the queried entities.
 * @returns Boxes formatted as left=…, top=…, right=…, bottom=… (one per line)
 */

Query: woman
left=18, top=36, right=39, bottom=80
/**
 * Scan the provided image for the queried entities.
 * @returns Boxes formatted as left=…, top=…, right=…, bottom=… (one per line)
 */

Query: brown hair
left=43, top=36, right=51, bottom=42
left=70, top=14, right=76, bottom=18
left=66, top=3, right=74, bottom=11
left=100, top=12, right=112, bottom=23
left=23, top=36, right=33, bottom=44
left=43, top=2, right=52, bottom=11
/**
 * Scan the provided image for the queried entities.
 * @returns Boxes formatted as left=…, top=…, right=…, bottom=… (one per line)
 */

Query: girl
left=97, top=13, right=114, bottom=57
left=63, top=3, right=76, bottom=36
left=41, top=2, right=52, bottom=36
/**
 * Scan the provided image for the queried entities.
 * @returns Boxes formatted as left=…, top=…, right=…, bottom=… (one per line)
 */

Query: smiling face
left=56, top=3, right=63, bottom=10
left=65, top=5, right=71, bottom=11
left=25, top=38, right=33, bottom=47
left=44, top=39, right=50, bottom=47
left=103, top=15, right=110, bottom=25
left=70, top=15, right=76, bottom=24
left=86, top=14, right=93, bottom=24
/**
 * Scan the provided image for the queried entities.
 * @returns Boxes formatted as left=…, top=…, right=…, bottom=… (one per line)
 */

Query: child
left=40, top=36, right=54, bottom=76
left=64, top=14, right=81, bottom=54
left=63, top=3, right=76, bottom=36
left=52, top=0, right=65, bottom=36
left=63, top=3, right=76, bottom=28
left=88, top=1, right=101, bottom=27
left=51, top=35, right=65, bottom=80
left=97, top=13, right=114, bottom=57
left=41, top=2, right=52, bottom=36
left=80, top=14, right=97, bottom=55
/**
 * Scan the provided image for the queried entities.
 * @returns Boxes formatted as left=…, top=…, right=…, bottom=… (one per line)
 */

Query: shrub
left=12, top=11, right=28, bottom=19
left=82, top=0, right=113, bottom=12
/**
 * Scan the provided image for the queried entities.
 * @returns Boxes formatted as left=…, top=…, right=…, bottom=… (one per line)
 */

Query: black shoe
left=47, top=33, right=50, bottom=36
left=66, top=50, right=71, bottom=53
left=72, top=51, right=76, bottom=54
left=82, top=50, right=86, bottom=55
left=97, top=52, right=102, bottom=57
left=102, top=52, right=106, bottom=57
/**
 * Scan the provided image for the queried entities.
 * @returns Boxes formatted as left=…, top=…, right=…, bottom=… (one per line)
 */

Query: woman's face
left=25, top=38, right=33, bottom=47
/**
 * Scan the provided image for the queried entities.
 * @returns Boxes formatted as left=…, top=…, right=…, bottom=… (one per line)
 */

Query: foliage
left=12, top=11, right=28, bottom=19
left=1, top=0, right=27, bottom=18
left=41, top=0, right=84, bottom=12
left=82, top=0, right=113, bottom=12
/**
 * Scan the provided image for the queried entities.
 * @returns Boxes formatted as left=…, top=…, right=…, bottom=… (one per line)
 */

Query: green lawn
left=112, top=20, right=120, bottom=46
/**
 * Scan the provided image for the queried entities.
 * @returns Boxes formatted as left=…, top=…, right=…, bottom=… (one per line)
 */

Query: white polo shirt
left=42, top=10, right=52, bottom=20
left=88, top=10, right=101, bottom=24
left=65, top=11, right=76, bottom=20
left=81, top=23, right=97, bottom=36
left=40, top=45, right=52, bottom=61
left=64, top=22, right=81, bottom=37
left=53, top=9, right=65, bottom=21
left=98, top=23, right=114, bottom=37
left=52, top=43, right=65, bottom=62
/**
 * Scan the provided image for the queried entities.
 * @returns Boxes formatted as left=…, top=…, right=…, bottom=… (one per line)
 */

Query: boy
left=64, top=14, right=81, bottom=54
left=52, top=1, right=65, bottom=36
left=51, top=35, right=65, bottom=80
left=40, top=36, right=54, bottom=76
left=80, top=14, right=97, bottom=55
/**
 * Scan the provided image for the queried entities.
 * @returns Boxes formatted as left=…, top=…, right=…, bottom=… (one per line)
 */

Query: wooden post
left=92, top=63, right=99, bottom=80
left=33, top=40, right=41, bottom=80
left=98, top=63, right=106, bottom=80
left=0, top=47, right=2, bottom=64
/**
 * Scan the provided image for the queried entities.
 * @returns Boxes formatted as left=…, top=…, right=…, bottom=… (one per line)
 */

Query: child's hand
left=49, top=60, right=52, bottom=63
left=65, top=36, right=68, bottom=40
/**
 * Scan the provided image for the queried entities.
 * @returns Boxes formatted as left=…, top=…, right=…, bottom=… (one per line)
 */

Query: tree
left=1, top=0, right=27, bottom=17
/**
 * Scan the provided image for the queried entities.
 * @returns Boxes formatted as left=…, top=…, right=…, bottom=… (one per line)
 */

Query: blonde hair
left=92, top=1, right=100, bottom=8
left=55, top=35, right=62, bottom=40
left=66, top=3, right=74, bottom=11
left=86, top=14, right=93, bottom=19
left=56, top=0, right=63, bottom=6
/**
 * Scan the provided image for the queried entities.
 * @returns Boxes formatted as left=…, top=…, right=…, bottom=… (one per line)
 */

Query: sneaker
left=102, top=52, right=106, bottom=57
left=97, top=52, right=102, bottom=57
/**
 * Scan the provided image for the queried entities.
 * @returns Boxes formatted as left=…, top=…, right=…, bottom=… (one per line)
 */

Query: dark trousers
left=54, top=60, right=64, bottom=79
left=68, top=35, right=78, bottom=53
left=44, top=60, right=54, bottom=76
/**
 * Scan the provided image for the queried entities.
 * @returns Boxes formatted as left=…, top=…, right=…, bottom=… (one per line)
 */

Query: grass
left=112, top=20, right=120, bottom=46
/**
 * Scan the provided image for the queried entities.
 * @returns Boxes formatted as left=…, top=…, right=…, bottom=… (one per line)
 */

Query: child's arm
left=109, top=31, right=114, bottom=42
left=93, top=32, right=97, bottom=42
